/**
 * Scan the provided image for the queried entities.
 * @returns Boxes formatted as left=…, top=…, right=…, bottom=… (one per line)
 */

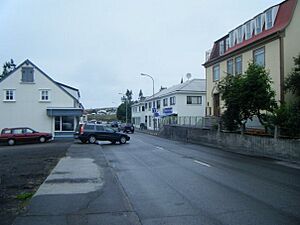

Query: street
left=102, top=133, right=300, bottom=225
left=11, top=132, right=300, bottom=225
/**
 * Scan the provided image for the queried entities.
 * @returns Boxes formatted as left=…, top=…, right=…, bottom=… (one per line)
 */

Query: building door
left=213, top=94, right=220, bottom=116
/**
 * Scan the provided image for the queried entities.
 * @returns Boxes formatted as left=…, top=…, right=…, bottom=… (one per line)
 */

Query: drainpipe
left=279, top=32, right=285, bottom=103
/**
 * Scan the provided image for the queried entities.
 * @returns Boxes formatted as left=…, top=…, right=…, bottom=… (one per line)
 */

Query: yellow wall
left=206, top=39, right=281, bottom=116
left=284, top=0, right=300, bottom=102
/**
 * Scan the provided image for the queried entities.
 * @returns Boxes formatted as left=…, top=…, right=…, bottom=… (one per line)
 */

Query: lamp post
left=140, top=73, right=154, bottom=96
left=140, top=73, right=155, bottom=130
left=118, top=93, right=128, bottom=124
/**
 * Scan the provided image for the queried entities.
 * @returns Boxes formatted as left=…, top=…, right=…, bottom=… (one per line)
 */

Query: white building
left=0, top=59, right=83, bottom=138
left=131, top=79, right=206, bottom=130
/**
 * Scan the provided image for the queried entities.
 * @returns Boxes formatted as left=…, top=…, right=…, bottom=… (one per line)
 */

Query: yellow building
left=203, top=0, right=300, bottom=117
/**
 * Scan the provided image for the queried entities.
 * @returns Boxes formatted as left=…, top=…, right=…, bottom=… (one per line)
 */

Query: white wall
left=0, top=63, right=75, bottom=133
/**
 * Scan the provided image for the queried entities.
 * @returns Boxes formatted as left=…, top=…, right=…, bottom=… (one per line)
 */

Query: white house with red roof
left=0, top=59, right=83, bottom=138
left=203, top=0, right=300, bottom=116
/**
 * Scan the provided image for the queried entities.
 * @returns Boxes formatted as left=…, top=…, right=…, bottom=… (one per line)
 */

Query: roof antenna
left=186, top=73, right=192, bottom=80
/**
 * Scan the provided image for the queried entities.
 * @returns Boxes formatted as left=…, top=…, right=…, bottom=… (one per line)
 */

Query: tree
left=116, top=103, right=126, bottom=122
left=272, top=53, right=300, bottom=137
left=125, top=89, right=133, bottom=102
left=138, top=89, right=144, bottom=100
left=218, top=62, right=277, bottom=131
left=285, top=54, right=300, bottom=97
left=0, top=59, right=16, bottom=80
left=117, top=89, right=133, bottom=123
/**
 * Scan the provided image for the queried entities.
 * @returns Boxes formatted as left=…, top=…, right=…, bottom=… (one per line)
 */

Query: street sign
left=152, top=108, right=157, bottom=113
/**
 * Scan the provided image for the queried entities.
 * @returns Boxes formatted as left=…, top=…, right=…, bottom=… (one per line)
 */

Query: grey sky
left=0, top=0, right=282, bottom=108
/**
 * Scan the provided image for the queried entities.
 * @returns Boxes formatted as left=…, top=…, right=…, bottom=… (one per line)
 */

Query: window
left=142, top=106, right=145, bottom=111
left=148, top=102, right=152, bottom=111
left=235, top=56, right=242, bottom=75
left=153, top=101, right=156, bottom=108
left=227, top=59, right=234, bottom=75
left=4, top=89, right=15, bottom=101
left=12, top=129, right=23, bottom=134
left=213, top=64, right=220, bottom=81
left=55, top=116, right=75, bottom=131
left=229, top=31, right=234, bottom=47
left=255, top=14, right=263, bottom=35
left=237, top=26, right=243, bottom=44
left=40, top=90, right=50, bottom=101
left=96, top=126, right=104, bottom=131
left=145, top=103, right=148, bottom=110
left=21, top=67, right=34, bottom=82
left=149, top=116, right=152, bottom=127
left=253, top=47, right=265, bottom=67
left=170, top=96, right=176, bottom=105
left=225, top=38, right=230, bottom=51
left=157, top=100, right=161, bottom=109
left=163, top=98, right=168, bottom=106
left=219, top=41, right=224, bottom=56
left=145, top=116, right=147, bottom=123
left=187, top=96, right=202, bottom=105
left=265, top=9, right=273, bottom=30
left=23, top=128, right=34, bottom=134
left=245, top=21, right=252, bottom=40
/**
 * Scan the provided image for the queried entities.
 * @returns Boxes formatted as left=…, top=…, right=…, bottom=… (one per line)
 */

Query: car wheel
left=8, top=139, right=15, bottom=146
left=39, top=136, right=46, bottom=143
left=120, top=136, right=127, bottom=144
left=89, top=135, right=96, bottom=144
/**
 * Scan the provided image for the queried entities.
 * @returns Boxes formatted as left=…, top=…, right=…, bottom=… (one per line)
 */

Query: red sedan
left=0, top=127, right=52, bottom=146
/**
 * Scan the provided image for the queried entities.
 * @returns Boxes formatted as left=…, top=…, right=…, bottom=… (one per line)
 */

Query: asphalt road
left=101, top=132, right=300, bottom=225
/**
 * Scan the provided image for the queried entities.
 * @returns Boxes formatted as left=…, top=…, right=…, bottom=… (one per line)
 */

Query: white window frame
left=170, top=96, right=176, bottom=105
left=235, top=56, right=243, bottom=75
left=39, top=89, right=51, bottom=102
left=187, top=96, right=202, bottom=105
left=227, top=59, right=234, bottom=75
left=245, top=21, right=252, bottom=40
left=237, top=26, right=244, bottom=44
left=3, top=89, right=16, bottom=102
left=253, top=47, right=265, bottom=67
left=213, top=64, right=220, bottom=82
left=163, top=98, right=168, bottom=107
left=219, top=41, right=224, bottom=56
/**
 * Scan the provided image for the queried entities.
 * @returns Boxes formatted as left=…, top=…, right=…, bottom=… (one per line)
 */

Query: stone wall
left=160, top=125, right=300, bottom=163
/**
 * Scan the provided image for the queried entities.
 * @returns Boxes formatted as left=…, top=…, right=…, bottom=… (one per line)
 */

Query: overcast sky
left=0, top=0, right=282, bottom=108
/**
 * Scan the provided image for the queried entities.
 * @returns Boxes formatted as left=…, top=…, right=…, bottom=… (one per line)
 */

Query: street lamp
left=118, top=93, right=128, bottom=124
left=140, top=73, right=156, bottom=130
left=140, top=73, right=154, bottom=96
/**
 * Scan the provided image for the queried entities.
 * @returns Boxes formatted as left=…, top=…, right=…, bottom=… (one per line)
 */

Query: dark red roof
left=204, top=0, right=297, bottom=65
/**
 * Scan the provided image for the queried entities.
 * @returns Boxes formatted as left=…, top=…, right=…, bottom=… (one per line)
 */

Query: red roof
left=205, top=0, right=297, bottom=65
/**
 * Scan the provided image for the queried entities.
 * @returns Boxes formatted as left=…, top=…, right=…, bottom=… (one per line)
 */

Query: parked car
left=122, top=123, right=135, bottom=133
left=74, top=123, right=130, bottom=144
left=0, top=127, right=52, bottom=146
left=110, top=121, right=121, bottom=132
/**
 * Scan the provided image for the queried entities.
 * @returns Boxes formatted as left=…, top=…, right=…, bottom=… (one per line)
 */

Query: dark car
left=0, top=127, right=52, bottom=146
left=74, top=123, right=130, bottom=144
left=122, top=123, right=135, bottom=133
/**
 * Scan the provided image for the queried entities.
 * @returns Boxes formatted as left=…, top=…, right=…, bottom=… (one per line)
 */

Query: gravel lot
left=0, top=140, right=72, bottom=225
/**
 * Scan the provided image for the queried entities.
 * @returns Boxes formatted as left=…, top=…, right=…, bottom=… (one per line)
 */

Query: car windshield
left=104, top=127, right=114, bottom=132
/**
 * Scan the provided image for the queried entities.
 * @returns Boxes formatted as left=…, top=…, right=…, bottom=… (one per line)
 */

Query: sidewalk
left=13, top=143, right=140, bottom=225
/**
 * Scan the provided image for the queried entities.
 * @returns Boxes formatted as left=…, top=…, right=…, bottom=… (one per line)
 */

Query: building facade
left=131, top=79, right=206, bottom=130
left=0, top=59, right=83, bottom=138
left=203, top=0, right=300, bottom=116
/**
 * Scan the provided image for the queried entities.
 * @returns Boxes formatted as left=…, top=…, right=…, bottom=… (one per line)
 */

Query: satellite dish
left=186, top=73, right=192, bottom=80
